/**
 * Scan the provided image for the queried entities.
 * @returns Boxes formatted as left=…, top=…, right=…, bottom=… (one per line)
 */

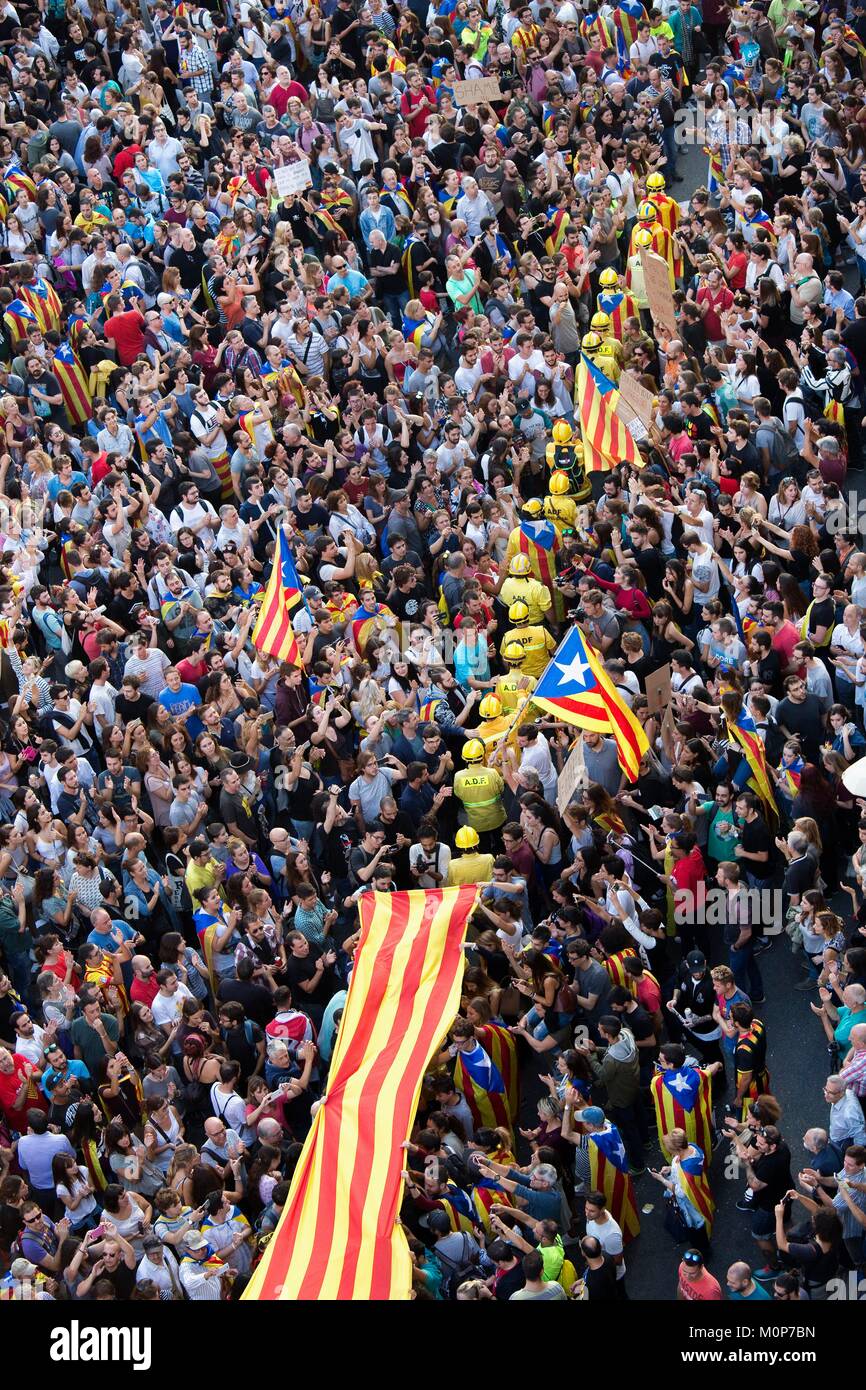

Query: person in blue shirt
left=398, top=762, right=448, bottom=832
left=41, top=1045, right=92, bottom=1103
left=326, top=256, right=369, bottom=297
left=824, top=270, right=857, bottom=324
left=157, top=667, right=204, bottom=739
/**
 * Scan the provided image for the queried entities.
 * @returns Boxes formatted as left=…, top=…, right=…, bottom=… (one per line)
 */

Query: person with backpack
left=754, top=396, right=802, bottom=489
left=426, top=1208, right=492, bottom=1300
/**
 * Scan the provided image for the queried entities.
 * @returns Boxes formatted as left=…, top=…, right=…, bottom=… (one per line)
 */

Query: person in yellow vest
left=475, top=693, right=518, bottom=757
left=645, top=170, right=680, bottom=237
left=594, top=340, right=622, bottom=384
left=501, top=601, right=556, bottom=679
left=596, top=266, right=640, bottom=342
left=453, top=741, right=506, bottom=850
left=589, top=310, right=624, bottom=367
left=544, top=422, right=590, bottom=505
left=447, top=824, right=495, bottom=885
left=499, top=553, right=552, bottom=626
left=628, top=202, right=676, bottom=287
left=625, top=227, right=652, bottom=306
left=496, top=641, right=538, bottom=713
left=542, top=470, right=578, bottom=538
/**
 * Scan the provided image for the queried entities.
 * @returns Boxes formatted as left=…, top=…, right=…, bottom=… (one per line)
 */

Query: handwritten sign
left=644, top=663, right=672, bottom=717
left=556, top=737, right=587, bottom=814
left=640, top=248, right=677, bottom=338
left=452, top=78, right=503, bottom=106
left=273, top=160, right=312, bottom=198
left=617, top=371, right=655, bottom=429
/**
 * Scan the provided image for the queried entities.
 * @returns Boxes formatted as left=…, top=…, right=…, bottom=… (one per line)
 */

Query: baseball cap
left=304, top=585, right=323, bottom=600
left=185, top=1231, right=209, bottom=1251
left=10, top=1258, right=37, bottom=1279
left=685, top=950, right=706, bottom=971
left=428, top=1211, right=451, bottom=1235
left=581, top=1106, right=605, bottom=1126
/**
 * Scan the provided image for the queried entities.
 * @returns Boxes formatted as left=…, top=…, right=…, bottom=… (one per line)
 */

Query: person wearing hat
left=178, top=1227, right=234, bottom=1300
left=0, top=1256, right=52, bottom=1300
left=137, top=1234, right=183, bottom=1299
left=667, top=950, right=726, bottom=1071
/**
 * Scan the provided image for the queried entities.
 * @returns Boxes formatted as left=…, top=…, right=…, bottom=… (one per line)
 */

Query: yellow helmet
left=549, top=471, right=571, bottom=496
left=462, top=739, right=485, bottom=764
left=478, top=694, right=503, bottom=720
left=591, top=311, right=611, bottom=333
left=633, top=227, right=654, bottom=249
left=455, top=825, right=480, bottom=849
left=551, top=420, right=573, bottom=445
left=598, top=268, right=620, bottom=289
left=503, top=641, right=525, bottom=664
left=508, top=600, right=530, bottom=625
left=646, top=172, right=666, bottom=192
left=509, top=553, right=532, bottom=577
left=638, top=200, right=657, bottom=222
left=582, top=332, right=602, bottom=352
left=523, top=498, right=543, bottom=516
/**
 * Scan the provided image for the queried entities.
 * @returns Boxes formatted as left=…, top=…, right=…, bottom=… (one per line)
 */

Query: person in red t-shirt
left=664, top=834, right=706, bottom=928
left=400, top=72, right=436, bottom=139
left=696, top=266, right=734, bottom=342
left=0, top=1047, right=46, bottom=1127
left=724, top=232, right=748, bottom=291
left=104, top=298, right=146, bottom=366
left=677, top=1249, right=722, bottom=1300
left=130, top=958, right=160, bottom=1009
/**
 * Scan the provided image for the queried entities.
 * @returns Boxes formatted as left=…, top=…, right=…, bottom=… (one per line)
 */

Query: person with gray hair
left=812, top=982, right=866, bottom=1051
left=824, top=1074, right=866, bottom=1149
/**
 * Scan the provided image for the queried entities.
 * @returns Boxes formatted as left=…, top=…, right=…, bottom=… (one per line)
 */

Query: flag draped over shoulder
left=251, top=529, right=305, bottom=668
left=52, top=341, right=93, bottom=426
left=576, top=353, right=642, bottom=473
left=3, top=299, right=38, bottom=344
left=650, top=1066, right=715, bottom=1163
left=454, top=1022, right=519, bottom=1133
left=243, top=884, right=480, bottom=1301
left=676, top=1144, right=715, bottom=1237
left=726, top=706, right=778, bottom=824
left=19, top=278, right=62, bottom=334
left=588, top=1124, right=640, bottom=1242
left=532, top=625, right=649, bottom=781
left=518, top=517, right=560, bottom=592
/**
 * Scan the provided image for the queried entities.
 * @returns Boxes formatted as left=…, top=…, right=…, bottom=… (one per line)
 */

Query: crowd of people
left=2, top=0, right=866, bottom=1307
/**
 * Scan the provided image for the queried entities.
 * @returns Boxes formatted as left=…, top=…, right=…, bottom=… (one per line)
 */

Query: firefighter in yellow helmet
left=589, top=309, right=624, bottom=367
left=452, top=738, right=506, bottom=847
left=594, top=340, right=622, bottom=383
left=499, top=552, right=552, bottom=626
left=629, top=199, right=677, bottom=286
left=502, top=599, right=556, bottom=679
left=596, top=266, right=641, bottom=344
left=625, top=226, right=652, bottom=306
left=495, top=640, right=538, bottom=711
left=543, top=469, right=578, bottom=539
left=645, top=169, right=680, bottom=236
left=475, top=692, right=518, bottom=756
left=544, top=418, right=590, bottom=504
left=447, top=823, right=495, bottom=885
left=502, top=498, right=562, bottom=616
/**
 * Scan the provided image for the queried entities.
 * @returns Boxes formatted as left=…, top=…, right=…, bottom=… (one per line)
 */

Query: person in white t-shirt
left=150, top=971, right=195, bottom=1030
left=169, top=482, right=220, bottom=549
left=585, top=1191, right=626, bottom=1280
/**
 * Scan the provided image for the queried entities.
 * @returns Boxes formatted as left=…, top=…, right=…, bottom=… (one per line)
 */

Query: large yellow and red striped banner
left=243, top=885, right=480, bottom=1301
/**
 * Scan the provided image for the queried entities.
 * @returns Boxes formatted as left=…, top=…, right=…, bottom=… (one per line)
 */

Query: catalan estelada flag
left=650, top=1065, right=715, bottom=1164
left=598, top=288, right=639, bottom=340
left=251, top=529, right=305, bottom=669
left=243, top=884, right=480, bottom=1300
left=52, top=341, right=93, bottom=426
left=19, top=278, right=62, bottom=334
left=532, top=625, right=649, bottom=781
left=726, top=705, right=778, bottom=825
left=676, top=1143, right=715, bottom=1237
left=4, top=161, right=36, bottom=201
left=615, top=0, right=648, bottom=51
left=588, top=1122, right=640, bottom=1242
left=517, top=517, right=560, bottom=595
left=576, top=354, right=642, bottom=474
left=454, top=1022, right=519, bottom=1134
left=3, top=298, right=38, bottom=345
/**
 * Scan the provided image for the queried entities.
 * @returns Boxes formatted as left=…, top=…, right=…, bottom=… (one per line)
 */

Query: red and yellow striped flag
left=251, top=528, right=304, bottom=668
left=576, top=353, right=642, bottom=474
left=243, top=884, right=481, bottom=1301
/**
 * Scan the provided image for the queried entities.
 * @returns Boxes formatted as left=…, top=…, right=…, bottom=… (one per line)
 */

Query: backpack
left=765, top=414, right=800, bottom=469
left=435, top=1232, right=483, bottom=1300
